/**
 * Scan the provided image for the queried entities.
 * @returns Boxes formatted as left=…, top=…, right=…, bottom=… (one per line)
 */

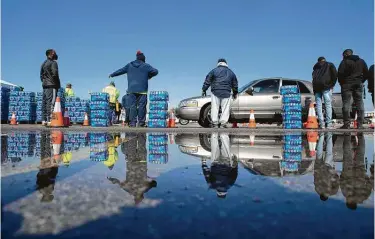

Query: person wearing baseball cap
left=65, top=83, right=75, bottom=97
left=109, top=50, right=158, bottom=127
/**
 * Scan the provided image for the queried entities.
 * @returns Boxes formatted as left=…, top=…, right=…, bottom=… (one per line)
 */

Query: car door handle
left=272, top=96, right=280, bottom=99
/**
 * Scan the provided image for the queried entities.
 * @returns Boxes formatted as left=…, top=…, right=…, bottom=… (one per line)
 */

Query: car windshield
left=238, top=80, right=260, bottom=93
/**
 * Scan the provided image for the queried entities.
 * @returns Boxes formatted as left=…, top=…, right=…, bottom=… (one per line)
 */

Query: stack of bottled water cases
left=7, top=133, right=36, bottom=158
left=148, top=133, right=168, bottom=164
left=89, top=133, right=109, bottom=161
left=35, top=133, right=41, bottom=157
left=1, top=86, right=12, bottom=121
left=64, top=133, right=88, bottom=151
left=90, top=93, right=111, bottom=127
left=8, top=91, right=37, bottom=122
left=280, top=85, right=302, bottom=129
left=148, top=91, right=169, bottom=128
left=281, top=134, right=303, bottom=173
left=36, top=88, right=65, bottom=122
left=65, top=97, right=90, bottom=123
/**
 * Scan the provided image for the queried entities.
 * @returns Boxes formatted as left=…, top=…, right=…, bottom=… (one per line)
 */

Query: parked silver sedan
left=176, top=77, right=345, bottom=128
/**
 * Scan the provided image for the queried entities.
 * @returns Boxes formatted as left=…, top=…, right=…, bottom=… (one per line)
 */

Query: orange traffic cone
left=249, top=134, right=255, bottom=146
left=304, top=103, right=318, bottom=129
left=248, top=110, right=256, bottom=128
left=169, top=112, right=176, bottom=128
left=51, top=130, right=63, bottom=162
left=63, top=108, right=70, bottom=127
left=353, top=112, right=358, bottom=129
left=307, top=131, right=318, bottom=157
left=83, top=112, right=90, bottom=126
left=49, top=97, right=65, bottom=127
left=9, top=112, right=17, bottom=125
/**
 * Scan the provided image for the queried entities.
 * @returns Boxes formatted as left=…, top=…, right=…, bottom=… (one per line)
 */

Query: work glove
left=232, top=91, right=238, bottom=100
left=202, top=91, right=206, bottom=97
left=108, top=75, right=112, bottom=79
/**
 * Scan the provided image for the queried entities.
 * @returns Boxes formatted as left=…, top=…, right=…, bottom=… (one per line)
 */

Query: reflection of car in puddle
left=175, top=133, right=315, bottom=177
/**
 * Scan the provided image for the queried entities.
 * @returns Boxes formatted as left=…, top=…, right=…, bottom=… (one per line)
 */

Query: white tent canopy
left=1, top=79, right=20, bottom=88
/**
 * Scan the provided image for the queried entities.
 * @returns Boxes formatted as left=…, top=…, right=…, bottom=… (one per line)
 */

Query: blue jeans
left=315, top=89, right=332, bottom=128
left=316, top=132, right=333, bottom=166
left=128, top=93, right=147, bottom=127
left=121, top=95, right=130, bottom=123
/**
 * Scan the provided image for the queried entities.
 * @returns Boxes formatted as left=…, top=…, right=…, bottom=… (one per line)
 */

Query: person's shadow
left=107, top=133, right=157, bottom=205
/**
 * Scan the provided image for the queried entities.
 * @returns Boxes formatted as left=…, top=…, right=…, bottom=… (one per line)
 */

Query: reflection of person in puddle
left=202, top=133, right=238, bottom=199
left=36, top=133, right=59, bottom=202
left=314, top=132, right=339, bottom=201
left=340, top=133, right=372, bottom=210
left=103, top=134, right=120, bottom=170
left=107, top=133, right=157, bottom=205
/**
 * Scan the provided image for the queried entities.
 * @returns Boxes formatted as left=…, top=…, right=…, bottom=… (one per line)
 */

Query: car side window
left=251, top=79, right=280, bottom=94
left=297, top=82, right=311, bottom=94
left=282, top=80, right=298, bottom=86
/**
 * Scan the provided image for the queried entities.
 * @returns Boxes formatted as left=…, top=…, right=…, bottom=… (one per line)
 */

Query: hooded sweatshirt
left=338, top=55, right=368, bottom=85
left=312, top=61, right=337, bottom=93
left=110, top=60, right=158, bottom=93
left=368, top=64, right=374, bottom=93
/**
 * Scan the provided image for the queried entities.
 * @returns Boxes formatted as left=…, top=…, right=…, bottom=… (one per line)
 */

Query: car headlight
left=179, top=100, right=198, bottom=107
left=179, top=146, right=198, bottom=154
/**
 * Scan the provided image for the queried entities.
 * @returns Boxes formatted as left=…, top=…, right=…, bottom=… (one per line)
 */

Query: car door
left=297, top=81, right=314, bottom=108
left=236, top=79, right=282, bottom=119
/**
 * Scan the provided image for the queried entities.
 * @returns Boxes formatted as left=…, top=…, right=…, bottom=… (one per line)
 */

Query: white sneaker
left=42, top=121, right=47, bottom=126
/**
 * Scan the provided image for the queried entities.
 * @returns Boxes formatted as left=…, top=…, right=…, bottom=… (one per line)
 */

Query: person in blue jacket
left=109, top=51, right=159, bottom=127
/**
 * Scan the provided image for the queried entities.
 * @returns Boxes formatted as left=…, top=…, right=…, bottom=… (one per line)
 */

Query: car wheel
left=199, top=133, right=211, bottom=152
left=179, top=119, right=189, bottom=125
left=198, top=104, right=212, bottom=128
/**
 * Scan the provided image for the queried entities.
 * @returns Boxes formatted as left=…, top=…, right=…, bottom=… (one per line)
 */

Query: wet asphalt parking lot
left=1, top=126, right=374, bottom=239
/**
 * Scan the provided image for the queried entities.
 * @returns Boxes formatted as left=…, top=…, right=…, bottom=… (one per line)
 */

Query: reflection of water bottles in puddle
left=283, top=152, right=302, bottom=161
left=149, top=144, right=168, bottom=154
left=148, top=133, right=168, bottom=145
left=148, top=154, right=168, bottom=164
left=281, top=161, right=299, bottom=172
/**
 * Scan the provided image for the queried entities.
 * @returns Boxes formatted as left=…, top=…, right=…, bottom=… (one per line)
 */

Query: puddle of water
left=1, top=131, right=374, bottom=239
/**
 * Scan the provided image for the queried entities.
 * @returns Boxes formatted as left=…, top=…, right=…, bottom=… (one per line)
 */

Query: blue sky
left=2, top=0, right=374, bottom=109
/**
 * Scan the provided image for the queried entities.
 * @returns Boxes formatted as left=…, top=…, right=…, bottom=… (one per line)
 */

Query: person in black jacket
left=338, top=49, right=369, bottom=129
left=368, top=64, right=374, bottom=105
left=202, top=59, right=238, bottom=128
left=40, top=49, right=61, bottom=126
left=312, top=57, right=337, bottom=129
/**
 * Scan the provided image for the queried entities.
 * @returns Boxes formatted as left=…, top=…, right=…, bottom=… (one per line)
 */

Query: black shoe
left=221, top=124, right=228, bottom=128
left=340, top=125, right=350, bottom=129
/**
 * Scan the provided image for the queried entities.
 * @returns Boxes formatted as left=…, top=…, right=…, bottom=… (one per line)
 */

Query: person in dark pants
left=340, top=133, right=372, bottom=210
left=121, top=94, right=130, bottom=124
left=338, top=49, right=369, bottom=129
left=107, top=133, right=157, bottom=205
left=368, top=64, right=374, bottom=105
left=40, top=49, right=61, bottom=126
left=109, top=51, right=158, bottom=127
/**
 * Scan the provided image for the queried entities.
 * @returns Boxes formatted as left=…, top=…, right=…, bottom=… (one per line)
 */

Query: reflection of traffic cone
left=83, top=112, right=90, bottom=126
left=353, top=112, right=358, bottom=129
left=248, top=110, right=256, bottom=128
left=50, top=97, right=65, bottom=127
left=63, top=108, right=70, bottom=127
left=10, top=112, right=17, bottom=125
left=169, top=112, right=176, bottom=128
left=232, top=122, right=238, bottom=128
left=304, top=103, right=318, bottom=129
left=307, top=131, right=318, bottom=157
left=51, top=130, right=63, bottom=161
left=249, top=134, right=255, bottom=146
left=169, top=134, right=175, bottom=144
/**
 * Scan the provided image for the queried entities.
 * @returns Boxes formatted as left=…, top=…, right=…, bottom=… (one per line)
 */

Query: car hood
left=180, top=95, right=210, bottom=101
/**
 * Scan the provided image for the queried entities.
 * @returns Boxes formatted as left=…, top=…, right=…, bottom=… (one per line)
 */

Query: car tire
left=198, top=104, right=212, bottom=128
left=179, top=119, right=189, bottom=125
left=199, top=133, right=211, bottom=152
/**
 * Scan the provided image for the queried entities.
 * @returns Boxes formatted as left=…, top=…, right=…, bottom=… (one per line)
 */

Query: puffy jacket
left=102, top=85, right=120, bottom=104
left=110, top=60, right=158, bottom=93
left=40, top=59, right=61, bottom=89
left=338, top=55, right=368, bottom=85
left=312, top=61, right=337, bottom=93
left=202, top=64, right=238, bottom=98
left=368, top=64, right=374, bottom=93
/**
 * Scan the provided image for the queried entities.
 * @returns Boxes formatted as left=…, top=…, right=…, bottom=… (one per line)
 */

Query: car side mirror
left=246, top=87, right=254, bottom=95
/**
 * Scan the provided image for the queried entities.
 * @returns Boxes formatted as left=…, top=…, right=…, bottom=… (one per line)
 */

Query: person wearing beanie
left=312, top=56, right=337, bottom=129
left=109, top=50, right=159, bottom=127
left=338, top=49, right=369, bottom=129
left=202, top=58, right=238, bottom=128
